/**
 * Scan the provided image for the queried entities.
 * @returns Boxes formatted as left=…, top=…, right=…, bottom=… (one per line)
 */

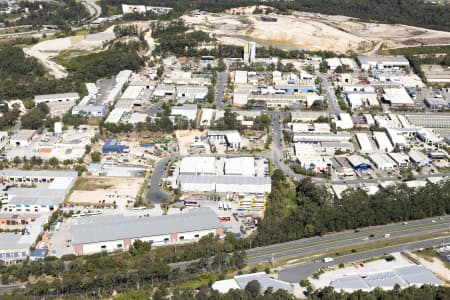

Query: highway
left=278, top=237, right=448, bottom=282
left=169, top=216, right=450, bottom=269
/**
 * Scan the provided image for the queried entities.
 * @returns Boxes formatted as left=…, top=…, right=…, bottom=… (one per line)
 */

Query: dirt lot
left=23, top=26, right=115, bottom=78
left=183, top=8, right=450, bottom=53
left=68, top=176, right=144, bottom=210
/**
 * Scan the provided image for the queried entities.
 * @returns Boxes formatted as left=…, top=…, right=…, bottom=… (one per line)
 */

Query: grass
left=414, top=248, right=437, bottom=262
left=72, top=177, right=114, bottom=191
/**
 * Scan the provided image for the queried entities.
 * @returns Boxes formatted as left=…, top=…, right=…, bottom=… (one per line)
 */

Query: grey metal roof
left=395, top=265, right=442, bottom=285
left=72, top=208, right=222, bottom=245
left=178, top=175, right=271, bottom=185
left=330, top=275, right=370, bottom=290
left=234, top=272, right=292, bottom=292
left=34, top=93, right=80, bottom=101
left=365, top=271, right=407, bottom=288
left=0, top=169, right=77, bottom=179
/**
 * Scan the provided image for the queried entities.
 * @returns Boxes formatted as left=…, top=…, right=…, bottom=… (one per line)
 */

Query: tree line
left=253, top=175, right=450, bottom=246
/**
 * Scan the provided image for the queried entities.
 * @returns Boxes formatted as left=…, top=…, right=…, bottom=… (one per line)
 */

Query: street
left=318, top=74, right=341, bottom=116
left=215, top=71, right=228, bottom=110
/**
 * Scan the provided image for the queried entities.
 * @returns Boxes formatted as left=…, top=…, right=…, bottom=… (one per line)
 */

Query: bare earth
left=68, top=176, right=144, bottom=210
left=23, top=26, right=116, bottom=78
left=183, top=9, right=450, bottom=53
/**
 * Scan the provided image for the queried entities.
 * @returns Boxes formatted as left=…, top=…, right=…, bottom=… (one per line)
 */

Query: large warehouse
left=176, top=156, right=271, bottom=194
left=72, top=208, right=223, bottom=255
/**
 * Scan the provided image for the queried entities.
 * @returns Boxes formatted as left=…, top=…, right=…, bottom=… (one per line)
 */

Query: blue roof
left=30, top=249, right=48, bottom=258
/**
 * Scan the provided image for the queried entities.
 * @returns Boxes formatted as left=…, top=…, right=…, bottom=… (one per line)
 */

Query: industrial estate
left=0, top=1, right=449, bottom=299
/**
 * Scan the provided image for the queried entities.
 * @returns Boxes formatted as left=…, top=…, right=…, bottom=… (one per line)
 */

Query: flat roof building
left=102, top=139, right=129, bottom=154
left=373, top=131, right=394, bottom=152
left=408, top=149, right=431, bottom=167
left=369, top=153, right=396, bottom=170
left=10, top=130, right=36, bottom=147
left=72, top=208, right=223, bottom=255
left=34, top=93, right=79, bottom=104
left=213, top=272, right=292, bottom=294
left=355, top=132, right=373, bottom=154
left=357, top=55, right=410, bottom=71
left=171, top=104, right=198, bottom=121
left=347, top=155, right=371, bottom=171
left=382, top=87, right=414, bottom=106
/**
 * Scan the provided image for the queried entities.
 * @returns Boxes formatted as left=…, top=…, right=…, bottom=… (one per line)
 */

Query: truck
left=323, top=257, right=334, bottom=263
left=384, top=233, right=391, bottom=238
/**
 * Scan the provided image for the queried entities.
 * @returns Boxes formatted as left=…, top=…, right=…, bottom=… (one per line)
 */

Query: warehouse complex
left=72, top=208, right=223, bottom=255
left=174, top=156, right=271, bottom=194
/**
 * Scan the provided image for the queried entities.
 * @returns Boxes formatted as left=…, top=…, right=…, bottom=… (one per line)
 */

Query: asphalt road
left=145, top=155, right=174, bottom=204
left=0, top=284, right=25, bottom=292
left=169, top=216, right=449, bottom=269
left=318, top=74, right=341, bottom=116
left=278, top=237, right=448, bottom=282
left=215, top=71, right=228, bottom=110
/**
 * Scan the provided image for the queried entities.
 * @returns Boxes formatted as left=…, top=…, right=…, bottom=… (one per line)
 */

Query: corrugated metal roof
left=72, top=208, right=222, bottom=245
left=178, top=175, right=270, bottom=185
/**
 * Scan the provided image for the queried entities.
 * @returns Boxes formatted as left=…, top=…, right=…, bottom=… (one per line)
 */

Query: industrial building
left=291, top=111, right=329, bottom=122
left=176, top=156, right=271, bottom=194
left=243, top=42, right=256, bottom=64
left=355, top=133, right=373, bottom=154
left=347, top=155, right=371, bottom=171
left=72, top=208, right=223, bottom=255
left=176, top=85, right=208, bottom=102
left=330, top=265, right=441, bottom=292
left=102, top=139, right=130, bottom=154
left=373, top=131, right=394, bottom=152
left=357, top=55, right=410, bottom=71
left=369, top=153, right=396, bottom=170
left=382, top=87, right=415, bottom=106
left=0, top=215, right=47, bottom=264
left=171, top=104, right=198, bottom=121
left=1, top=170, right=77, bottom=214
left=34, top=93, right=80, bottom=104
left=335, top=113, right=354, bottom=129
left=408, top=149, right=431, bottom=167
left=72, top=105, right=105, bottom=117
left=9, top=129, right=36, bottom=147
left=388, top=152, right=410, bottom=168
left=207, top=130, right=242, bottom=150
left=213, top=272, right=292, bottom=294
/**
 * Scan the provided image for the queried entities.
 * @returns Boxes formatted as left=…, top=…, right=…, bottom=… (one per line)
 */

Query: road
left=169, top=216, right=450, bottom=269
left=215, top=71, right=228, bottom=110
left=278, top=237, right=448, bottom=282
left=318, top=74, right=341, bottom=116
left=79, top=0, right=101, bottom=23
left=145, top=155, right=174, bottom=204
left=0, top=284, right=25, bottom=292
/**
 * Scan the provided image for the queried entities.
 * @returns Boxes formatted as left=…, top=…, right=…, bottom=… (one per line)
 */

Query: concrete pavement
left=215, top=71, right=228, bottom=110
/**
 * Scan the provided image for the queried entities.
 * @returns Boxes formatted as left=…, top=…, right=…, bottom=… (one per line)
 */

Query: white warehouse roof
left=224, top=157, right=255, bottom=176
left=179, top=156, right=216, bottom=175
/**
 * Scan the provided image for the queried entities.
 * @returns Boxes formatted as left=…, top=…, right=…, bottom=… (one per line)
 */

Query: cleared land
left=23, top=26, right=115, bottom=78
left=183, top=9, right=450, bottom=53
left=68, top=176, right=144, bottom=209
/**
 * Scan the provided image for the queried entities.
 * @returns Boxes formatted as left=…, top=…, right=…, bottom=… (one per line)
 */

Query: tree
left=49, top=157, right=59, bottom=168
left=271, top=169, right=285, bottom=182
left=245, top=280, right=261, bottom=298
left=90, top=151, right=101, bottom=163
